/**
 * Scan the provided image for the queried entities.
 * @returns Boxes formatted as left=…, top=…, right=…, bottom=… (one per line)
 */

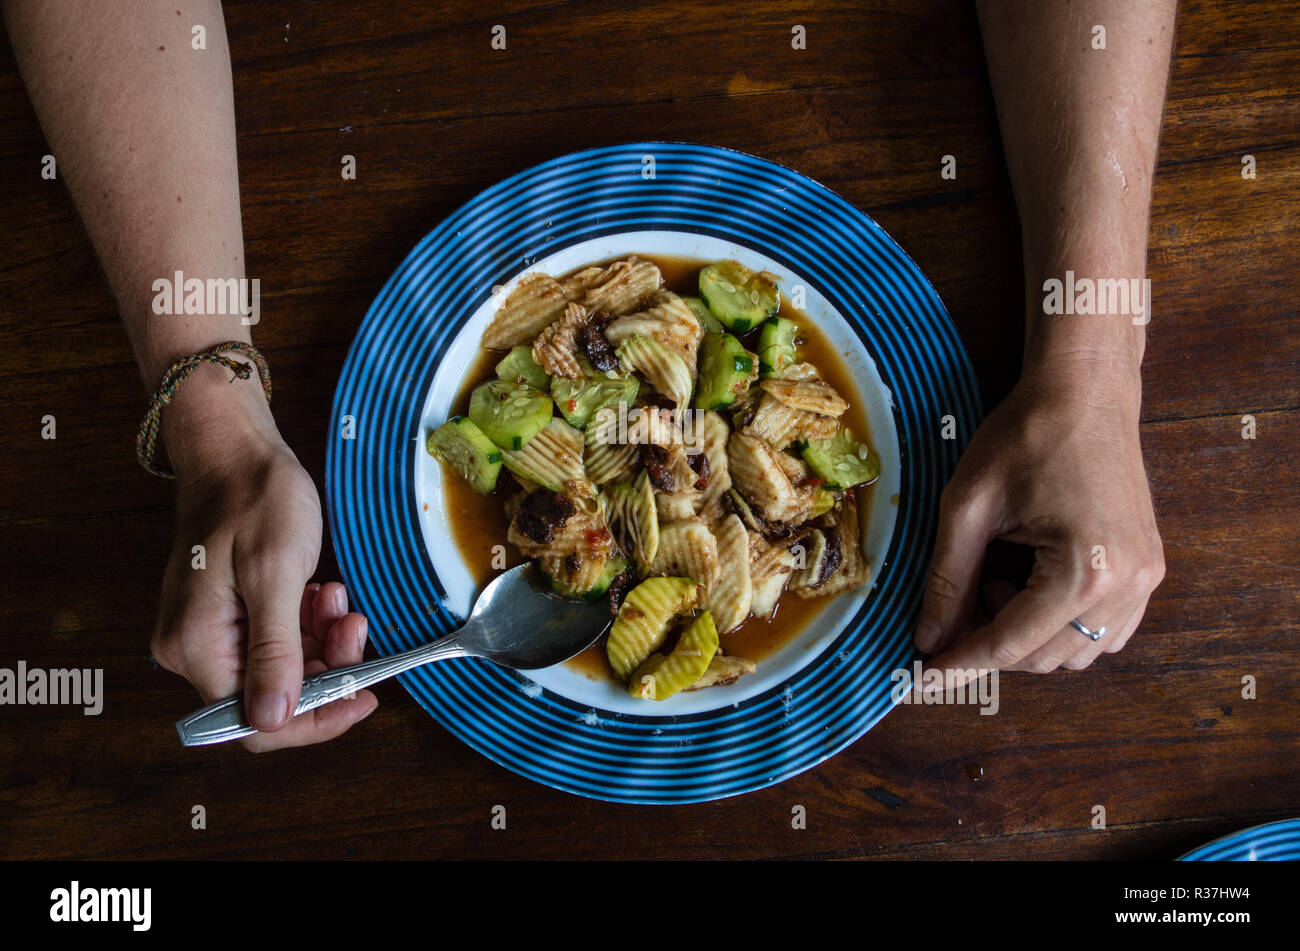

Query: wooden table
left=1, top=0, right=1295, bottom=861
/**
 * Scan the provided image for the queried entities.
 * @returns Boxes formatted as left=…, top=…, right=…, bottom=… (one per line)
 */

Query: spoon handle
left=175, top=631, right=473, bottom=746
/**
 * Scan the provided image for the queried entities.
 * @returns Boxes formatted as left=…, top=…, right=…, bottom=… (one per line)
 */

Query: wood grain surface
left=0, top=0, right=1296, bottom=860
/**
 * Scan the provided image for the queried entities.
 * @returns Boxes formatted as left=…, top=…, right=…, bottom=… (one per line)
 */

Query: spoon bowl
left=453, top=563, right=616, bottom=669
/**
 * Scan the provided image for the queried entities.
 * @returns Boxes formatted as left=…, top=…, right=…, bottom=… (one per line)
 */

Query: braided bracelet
left=136, top=340, right=272, bottom=479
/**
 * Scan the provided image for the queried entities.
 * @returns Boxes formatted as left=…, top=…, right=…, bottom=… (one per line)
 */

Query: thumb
left=915, top=484, right=998, bottom=653
left=238, top=561, right=309, bottom=731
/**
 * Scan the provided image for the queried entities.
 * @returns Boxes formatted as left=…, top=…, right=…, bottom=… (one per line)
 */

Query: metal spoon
left=175, top=563, right=613, bottom=746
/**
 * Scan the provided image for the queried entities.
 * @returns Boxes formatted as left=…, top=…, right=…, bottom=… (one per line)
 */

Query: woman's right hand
left=149, top=371, right=378, bottom=751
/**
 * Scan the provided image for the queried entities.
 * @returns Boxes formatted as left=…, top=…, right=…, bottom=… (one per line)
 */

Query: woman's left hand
left=914, top=355, right=1165, bottom=678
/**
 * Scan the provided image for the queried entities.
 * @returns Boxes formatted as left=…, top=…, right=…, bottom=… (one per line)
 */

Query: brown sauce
left=438, top=255, right=876, bottom=683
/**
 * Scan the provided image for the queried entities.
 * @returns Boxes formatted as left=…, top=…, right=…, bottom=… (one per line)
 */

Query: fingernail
left=250, top=692, right=289, bottom=728
left=332, top=586, right=347, bottom=615
left=915, top=618, right=942, bottom=653
left=357, top=617, right=368, bottom=654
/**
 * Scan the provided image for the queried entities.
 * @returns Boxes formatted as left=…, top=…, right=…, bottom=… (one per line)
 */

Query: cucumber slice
left=694, top=333, right=755, bottom=410
left=495, top=346, right=550, bottom=390
left=426, top=416, right=502, bottom=494
left=698, top=260, right=780, bottom=333
left=544, top=553, right=628, bottom=601
left=468, top=380, right=554, bottom=450
left=552, top=375, right=639, bottom=429
left=586, top=554, right=629, bottom=600
left=801, top=429, right=881, bottom=490
left=757, top=317, right=798, bottom=378
left=683, top=296, right=725, bottom=334
left=629, top=611, right=719, bottom=700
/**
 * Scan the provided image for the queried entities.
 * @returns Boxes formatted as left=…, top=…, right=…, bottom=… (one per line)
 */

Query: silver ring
left=1069, top=618, right=1106, bottom=642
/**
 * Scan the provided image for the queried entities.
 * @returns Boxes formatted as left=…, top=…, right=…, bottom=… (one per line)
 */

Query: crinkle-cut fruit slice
left=629, top=611, right=719, bottom=700
left=773, top=449, right=809, bottom=484
left=651, top=518, right=720, bottom=592
left=557, top=264, right=607, bottom=301
left=606, top=576, right=700, bottom=681
left=728, top=383, right=764, bottom=428
left=522, top=514, right=611, bottom=562
left=812, top=491, right=871, bottom=597
left=695, top=411, right=733, bottom=525
left=506, top=484, right=610, bottom=559
left=686, top=653, right=757, bottom=690
left=778, top=362, right=821, bottom=381
left=573, top=257, right=663, bottom=317
left=585, top=439, right=638, bottom=485
left=605, top=470, right=659, bottom=577
left=748, top=530, right=796, bottom=618
left=585, top=386, right=648, bottom=450
left=499, top=416, right=586, bottom=492
left=745, top=394, right=839, bottom=448
left=728, top=431, right=814, bottom=524
left=743, top=395, right=801, bottom=447
left=627, top=652, right=665, bottom=688
left=482, top=272, right=569, bottom=349
left=616, top=334, right=693, bottom=410
left=811, top=487, right=837, bottom=517
left=704, top=515, right=752, bottom=634
left=656, top=486, right=702, bottom=523
left=789, top=528, right=835, bottom=595
left=615, top=405, right=686, bottom=448
left=728, top=488, right=764, bottom=535
left=653, top=445, right=704, bottom=523
left=532, top=301, right=589, bottom=379
left=759, top=378, right=849, bottom=417
left=604, top=290, right=703, bottom=376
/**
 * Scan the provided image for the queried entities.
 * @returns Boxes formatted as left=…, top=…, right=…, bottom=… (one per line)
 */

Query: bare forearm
left=4, top=0, right=275, bottom=473
left=977, top=0, right=1176, bottom=387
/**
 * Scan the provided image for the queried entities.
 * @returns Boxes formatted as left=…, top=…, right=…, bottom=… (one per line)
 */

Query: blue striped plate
left=1179, top=819, right=1300, bottom=861
left=325, top=142, right=980, bottom=803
